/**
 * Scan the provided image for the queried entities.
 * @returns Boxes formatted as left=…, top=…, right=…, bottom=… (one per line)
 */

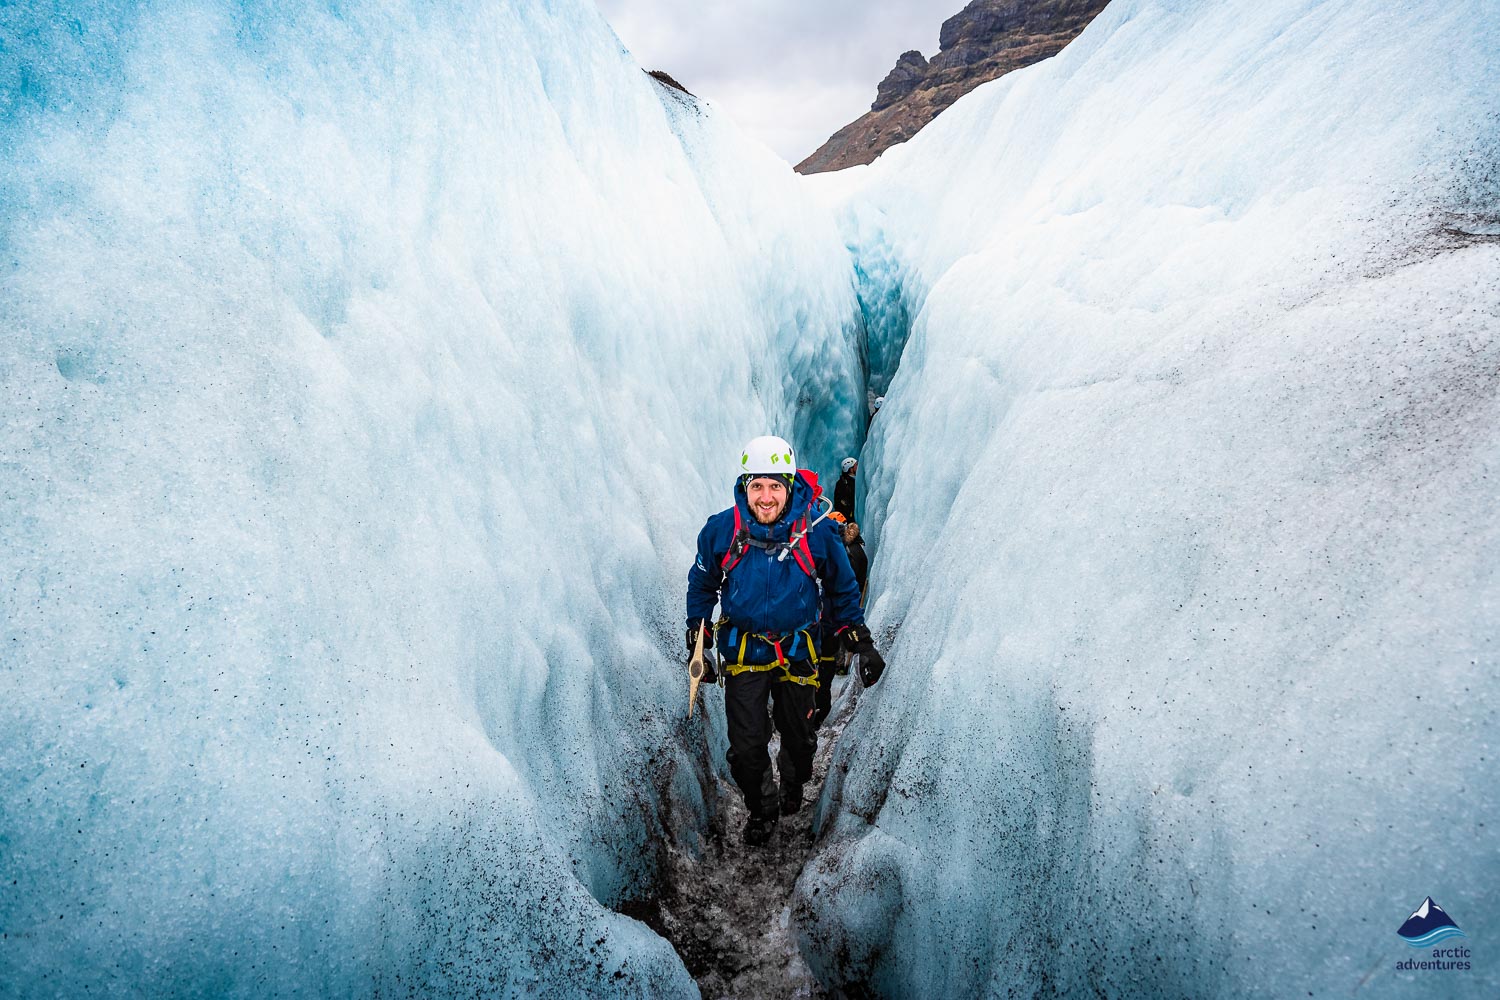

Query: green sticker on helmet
left=741, top=452, right=749, bottom=466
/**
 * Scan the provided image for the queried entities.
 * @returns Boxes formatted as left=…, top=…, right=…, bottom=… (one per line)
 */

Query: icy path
left=631, top=678, right=862, bottom=999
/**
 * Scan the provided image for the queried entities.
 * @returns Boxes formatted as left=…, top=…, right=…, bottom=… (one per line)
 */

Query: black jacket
left=845, top=537, right=868, bottom=593
left=833, top=471, right=857, bottom=520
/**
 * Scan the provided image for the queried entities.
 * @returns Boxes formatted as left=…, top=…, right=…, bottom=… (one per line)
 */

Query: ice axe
left=688, top=625, right=706, bottom=718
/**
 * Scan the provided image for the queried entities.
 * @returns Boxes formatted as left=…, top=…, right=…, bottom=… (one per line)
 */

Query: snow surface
left=0, top=1, right=863, bottom=995
left=800, top=0, right=1498, bottom=997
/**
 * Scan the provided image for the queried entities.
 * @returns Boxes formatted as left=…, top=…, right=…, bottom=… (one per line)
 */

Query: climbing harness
left=714, top=619, right=822, bottom=688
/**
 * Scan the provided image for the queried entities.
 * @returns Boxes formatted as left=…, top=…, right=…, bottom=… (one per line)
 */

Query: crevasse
left=3, top=0, right=1498, bottom=997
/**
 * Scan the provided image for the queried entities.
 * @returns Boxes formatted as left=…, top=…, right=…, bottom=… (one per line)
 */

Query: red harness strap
left=788, top=516, right=815, bottom=576
left=720, top=503, right=816, bottom=579
left=721, top=505, right=746, bottom=572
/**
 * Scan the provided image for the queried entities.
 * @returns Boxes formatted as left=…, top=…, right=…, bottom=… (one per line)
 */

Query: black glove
left=841, top=625, right=885, bottom=688
left=686, top=619, right=718, bottom=684
left=685, top=619, right=711, bottom=654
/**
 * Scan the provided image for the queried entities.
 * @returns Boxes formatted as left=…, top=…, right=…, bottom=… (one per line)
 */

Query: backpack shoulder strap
left=721, top=501, right=818, bottom=579
left=720, top=505, right=748, bottom=572
left=789, top=515, right=816, bottom=578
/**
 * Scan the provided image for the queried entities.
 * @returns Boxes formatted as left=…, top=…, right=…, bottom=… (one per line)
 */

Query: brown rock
left=646, top=69, right=694, bottom=96
left=795, top=0, right=1110, bottom=174
left=872, top=51, right=930, bottom=112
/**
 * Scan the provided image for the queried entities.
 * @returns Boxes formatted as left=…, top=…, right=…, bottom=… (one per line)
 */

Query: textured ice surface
left=799, top=0, right=1499, bottom=997
left=0, top=1, right=861, bottom=995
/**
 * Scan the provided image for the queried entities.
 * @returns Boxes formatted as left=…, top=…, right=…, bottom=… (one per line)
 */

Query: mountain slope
left=796, top=0, right=1109, bottom=173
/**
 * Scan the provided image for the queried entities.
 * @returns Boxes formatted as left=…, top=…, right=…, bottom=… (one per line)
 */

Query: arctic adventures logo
left=1394, top=897, right=1471, bottom=973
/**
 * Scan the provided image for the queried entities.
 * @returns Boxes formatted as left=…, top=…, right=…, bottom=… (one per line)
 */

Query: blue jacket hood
left=733, top=472, right=816, bottom=538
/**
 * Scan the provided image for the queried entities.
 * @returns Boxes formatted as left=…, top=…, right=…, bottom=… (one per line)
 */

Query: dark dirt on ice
left=627, top=677, right=860, bottom=999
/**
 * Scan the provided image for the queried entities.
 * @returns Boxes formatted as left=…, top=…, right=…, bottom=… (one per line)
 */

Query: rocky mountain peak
left=796, top=0, right=1110, bottom=174
left=872, top=51, right=931, bottom=112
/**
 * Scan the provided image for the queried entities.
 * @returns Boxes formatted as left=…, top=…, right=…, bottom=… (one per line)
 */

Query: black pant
left=812, top=654, right=836, bottom=730
left=812, top=622, right=838, bottom=729
left=724, top=662, right=817, bottom=819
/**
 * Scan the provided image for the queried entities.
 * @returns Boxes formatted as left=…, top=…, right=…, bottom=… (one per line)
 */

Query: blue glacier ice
left=5, top=0, right=1498, bottom=995
left=0, top=1, right=862, bottom=994
left=798, top=0, right=1499, bottom=996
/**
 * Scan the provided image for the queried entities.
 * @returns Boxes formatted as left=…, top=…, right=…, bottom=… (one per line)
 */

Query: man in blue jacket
left=686, top=435, right=885, bottom=846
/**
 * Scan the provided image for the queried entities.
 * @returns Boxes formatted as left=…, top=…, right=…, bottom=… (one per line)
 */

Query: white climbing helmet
left=740, top=435, right=796, bottom=477
left=873, top=396, right=885, bottom=411
left=841, top=457, right=857, bottom=473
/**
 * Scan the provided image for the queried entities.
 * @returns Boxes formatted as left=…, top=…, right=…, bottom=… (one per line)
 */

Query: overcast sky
left=594, top=0, right=959, bottom=164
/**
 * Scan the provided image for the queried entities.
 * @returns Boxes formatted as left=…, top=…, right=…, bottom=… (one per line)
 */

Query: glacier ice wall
left=800, top=0, right=1499, bottom=996
left=0, top=1, right=861, bottom=994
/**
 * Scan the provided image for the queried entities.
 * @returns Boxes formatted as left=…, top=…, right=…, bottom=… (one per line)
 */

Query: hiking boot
left=779, top=783, right=803, bottom=816
left=743, top=814, right=777, bottom=847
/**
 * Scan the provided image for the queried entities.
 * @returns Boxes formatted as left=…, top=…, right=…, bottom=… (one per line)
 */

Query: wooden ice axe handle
left=688, top=627, right=706, bottom=718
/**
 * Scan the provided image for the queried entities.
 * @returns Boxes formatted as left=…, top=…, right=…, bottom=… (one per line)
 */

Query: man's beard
left=751, top=501, right=787, bottom=525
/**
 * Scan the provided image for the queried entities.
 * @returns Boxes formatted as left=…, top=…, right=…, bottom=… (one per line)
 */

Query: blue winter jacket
left=686, top=474, right=865, bottom=665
